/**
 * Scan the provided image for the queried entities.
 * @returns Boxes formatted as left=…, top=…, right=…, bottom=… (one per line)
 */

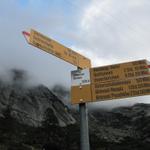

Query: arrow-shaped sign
left=22, top=29, right=91, bottom=69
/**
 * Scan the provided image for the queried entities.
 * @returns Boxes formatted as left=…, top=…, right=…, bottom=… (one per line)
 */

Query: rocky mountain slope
left=0, top=69, right=150, bottom=150
left=0, top=81, right=75, bottom=127
left=89, top=103, right=150, bottom=150
left=0, top=69, right=78, bottom=150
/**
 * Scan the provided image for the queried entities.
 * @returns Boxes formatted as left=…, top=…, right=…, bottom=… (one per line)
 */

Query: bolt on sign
left=22, top=29, right=91, bottom=69
left=71, top=59, right=150, bottom=104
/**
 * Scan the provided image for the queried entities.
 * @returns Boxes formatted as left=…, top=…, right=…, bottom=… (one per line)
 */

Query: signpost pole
left=79, top=103, right=90, bottom=150
left=77, top=66, right=90, bottom=150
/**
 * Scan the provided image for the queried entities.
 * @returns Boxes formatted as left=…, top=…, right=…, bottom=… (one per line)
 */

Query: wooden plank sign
left=91, top=59, right=150, bottom=83
left=23, top=29, right=91, bottom=69
left=92, top=76, right=150, bottom=101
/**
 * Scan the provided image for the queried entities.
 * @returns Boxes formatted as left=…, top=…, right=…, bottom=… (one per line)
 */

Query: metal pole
left=79, top=103, right=90, bottom=150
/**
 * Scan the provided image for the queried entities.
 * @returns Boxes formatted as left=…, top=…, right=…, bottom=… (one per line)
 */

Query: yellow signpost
left=23, top=29, right=91, bottom=69
left=23, top=29, right=150, bottom=150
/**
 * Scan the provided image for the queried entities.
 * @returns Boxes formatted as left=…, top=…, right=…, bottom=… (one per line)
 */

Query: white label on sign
left=71, top=69, right=91, bottom=86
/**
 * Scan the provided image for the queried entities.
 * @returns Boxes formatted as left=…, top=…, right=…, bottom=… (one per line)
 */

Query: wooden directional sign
left=71, top=59, right=150, bottom=104
left=91, top=59, right=150, bottom=83
left=23, top=29, right=91, bottom=69
left=92, top=76, right=150, bottom=101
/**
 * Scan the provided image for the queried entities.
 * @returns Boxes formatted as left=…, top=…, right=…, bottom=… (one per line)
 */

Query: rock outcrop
left=89, top=103, right=150, bottom=149
left=0, top=80, right=75, bottom=127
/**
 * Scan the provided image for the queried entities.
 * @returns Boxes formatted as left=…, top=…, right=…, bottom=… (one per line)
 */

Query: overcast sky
left=0, top=0, right=150, bottom=106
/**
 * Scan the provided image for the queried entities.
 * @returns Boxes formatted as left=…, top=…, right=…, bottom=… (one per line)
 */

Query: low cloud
left=0, top=68, right=40, bottom=87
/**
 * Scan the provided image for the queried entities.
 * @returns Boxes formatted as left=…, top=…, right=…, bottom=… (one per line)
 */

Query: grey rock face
left=0, top=80, right=76, bottom=127
left=90, top=103, right=150, bottom=145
